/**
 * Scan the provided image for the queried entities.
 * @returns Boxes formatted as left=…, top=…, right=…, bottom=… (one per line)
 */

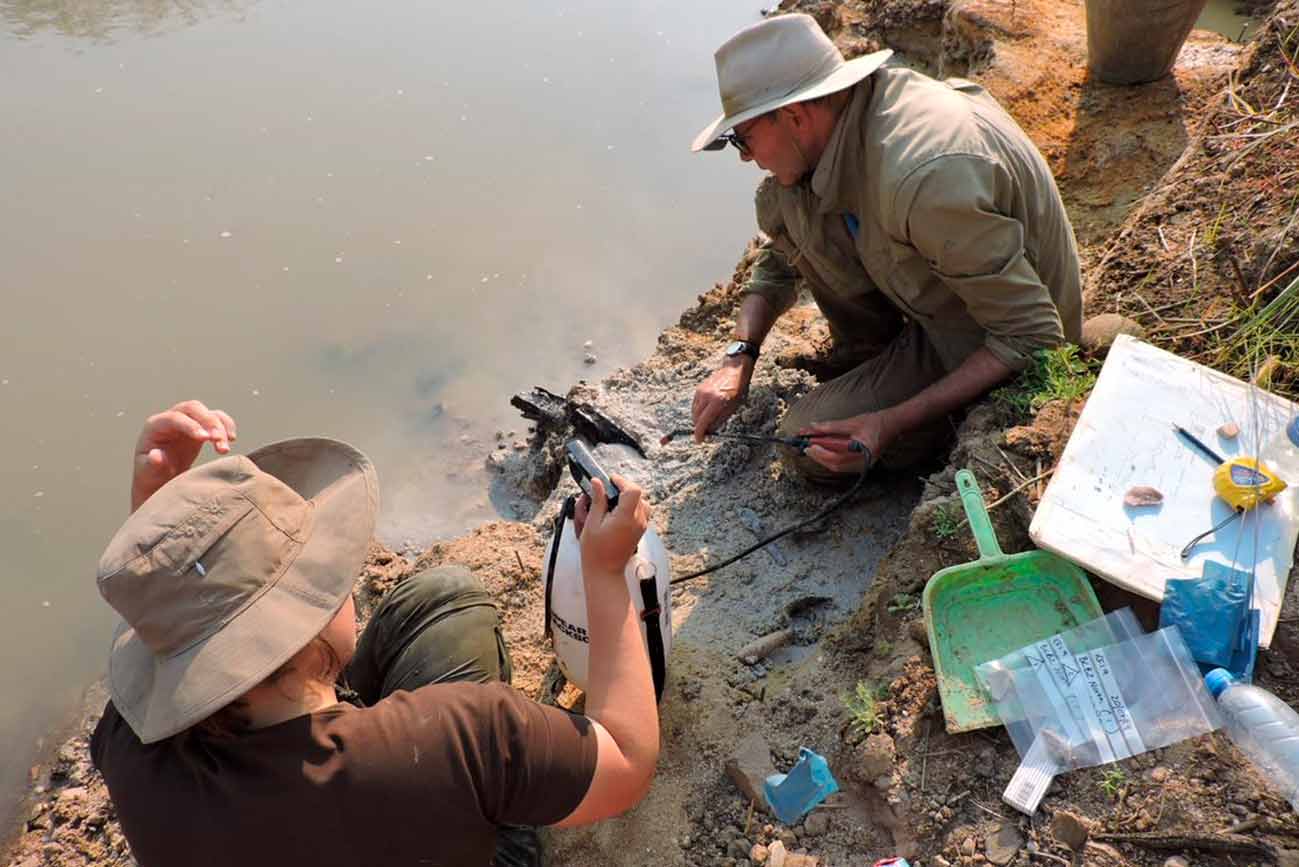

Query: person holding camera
left=90, top=399, right=659, bottom=867
left=690, top=14, right=1082, bottom=481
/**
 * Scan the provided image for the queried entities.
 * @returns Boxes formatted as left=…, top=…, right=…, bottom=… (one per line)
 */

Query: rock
left=857, top=733, right=896, bottom=782
left=1229, top=802, right=1250, bottom=818
left=1219, top=422, right=1240, bottom=439
left=1150, top=765, right=1171, bottom=783
left=1124, top=485, right=1164, bottom=507
left=985, top=823, right=1023, bottom=866
left=583, top=352, right=598, bottom=364
left=1080, top=313, right=1145, bottom=354
left=56, top=786, right=88, bottom=803
left=728, top=838, right=752, bottom=859
left=1050, top=810, right=1090, bottom=851
left=768, top=840, right=789, bottom=867
left=725, top=733, right=777, bottom=809
left=803, top=811, right=830, bottom=837
left=1164, top=857, right=1190, bottom=867
left=962, top=836, right=978, bottom=856
left=908, top=619, right=929, bottom=645
left=752, top=843, right=771, bottom=864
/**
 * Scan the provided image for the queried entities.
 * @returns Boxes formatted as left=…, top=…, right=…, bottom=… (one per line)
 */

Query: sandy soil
left=7, top=1, right=1299, bottom=865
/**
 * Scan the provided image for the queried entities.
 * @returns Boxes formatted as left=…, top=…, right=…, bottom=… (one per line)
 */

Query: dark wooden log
left=510, top=387, right=646, bottom=457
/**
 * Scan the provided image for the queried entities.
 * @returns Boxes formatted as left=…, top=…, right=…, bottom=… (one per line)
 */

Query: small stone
left=857, top=733, right=896, bottom=782
left=1229, top=802, right=1250, bottom=818
left=725, top=733, right=777, bottom=810
left=1080, top=313, right=1145, bottom=354
left=1164, top=857, right=1190, bottom=867
left=1124, top=485, right=1164, bottom=507
left=57, top=786, right=88, bottom=803
left=584, top=352, right=598, bottom=364
left=768, top=840, right=789, bottom=867
left=802, top=811, right=829, bottom=837
left=962, top=836, right=978, bottom=856
left=1219, top=422, right=1240, bottom=439
left=728, top=839, right=751, bottom=859
left=985, top=823, right=1023, bottom=866
left=1150, top=766, right=1170, bottom=783
left=1050, top=810, right=1090, bottom=851
left=908, top=619, right=929, bottom=645
left=752, top=843, right=771, bottom=864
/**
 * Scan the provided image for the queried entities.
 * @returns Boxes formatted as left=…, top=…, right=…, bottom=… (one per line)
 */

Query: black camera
left=565, top=439, right=620, bottom=511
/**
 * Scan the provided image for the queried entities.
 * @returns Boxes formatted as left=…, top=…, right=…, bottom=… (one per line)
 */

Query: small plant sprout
left=842, top=680, right=884, bottom=737
left=932, top=503, right=961, bottom=540
left=1098, top=766, right=1127, bottom=800
left=887, top=592, right=920, bottom=615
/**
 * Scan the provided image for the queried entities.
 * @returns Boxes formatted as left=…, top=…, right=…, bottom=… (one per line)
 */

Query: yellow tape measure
left=1213, top=457, right=1287, bottom=511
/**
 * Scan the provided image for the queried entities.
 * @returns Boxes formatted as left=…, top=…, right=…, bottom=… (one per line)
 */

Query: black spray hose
left=669, top=443, right=872, bottom=586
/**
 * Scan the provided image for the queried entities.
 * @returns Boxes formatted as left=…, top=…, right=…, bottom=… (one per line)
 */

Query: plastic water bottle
left=1261, top=416, right=1299, bottom=484
left=1205, top=668, right=1299, bottom=810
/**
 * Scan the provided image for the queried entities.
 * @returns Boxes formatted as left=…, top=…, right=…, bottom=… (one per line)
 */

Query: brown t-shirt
left=90, top=682, right=598, bottom=867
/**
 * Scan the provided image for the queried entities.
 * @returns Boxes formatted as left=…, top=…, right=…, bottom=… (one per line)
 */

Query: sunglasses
left=706, top=130, right=752, bottom=155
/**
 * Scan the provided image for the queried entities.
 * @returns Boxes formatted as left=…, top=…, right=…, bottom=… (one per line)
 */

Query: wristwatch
left=725, top=339, right=760, bottom=361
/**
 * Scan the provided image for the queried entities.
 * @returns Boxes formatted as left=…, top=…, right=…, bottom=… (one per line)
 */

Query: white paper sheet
left=1029, top=335, right=1299, bottom=645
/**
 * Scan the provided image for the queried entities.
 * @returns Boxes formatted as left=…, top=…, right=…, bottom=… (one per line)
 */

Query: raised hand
left=131, top=400, right=238, bottom=511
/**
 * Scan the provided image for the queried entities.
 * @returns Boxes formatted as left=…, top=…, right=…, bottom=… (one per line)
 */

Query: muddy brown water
left=0, top=0, right=764, bottom=834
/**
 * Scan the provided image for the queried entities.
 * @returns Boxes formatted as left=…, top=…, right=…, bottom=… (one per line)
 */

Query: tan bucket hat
left=691, top=13, right=892, bottom=153
left=96, top=438, right=379, bottom=744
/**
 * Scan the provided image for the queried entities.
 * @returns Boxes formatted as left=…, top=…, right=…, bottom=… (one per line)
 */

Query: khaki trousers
left=776, top=321, right=953, bottom=484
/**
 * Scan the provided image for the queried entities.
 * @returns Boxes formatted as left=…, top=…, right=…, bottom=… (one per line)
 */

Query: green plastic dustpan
left=924, top=469, right=1103, bottom=733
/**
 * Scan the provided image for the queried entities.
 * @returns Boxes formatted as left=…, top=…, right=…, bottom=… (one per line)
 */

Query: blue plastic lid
left=1205, top=667, right=1235, bottom=697
left=1288, top=416, right=1299, bottom=449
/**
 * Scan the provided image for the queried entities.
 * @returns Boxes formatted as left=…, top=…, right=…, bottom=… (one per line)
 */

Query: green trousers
left=343, top=565, right=539, bottom=867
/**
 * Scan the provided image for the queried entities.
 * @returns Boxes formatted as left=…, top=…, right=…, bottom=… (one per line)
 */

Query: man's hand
left=799, top=413, right=890, bottom=475
left=691, top=358, right=754, bottom=443
left=579, top=475, right=650, bottom=579
left=131, top=400, right=238, bottom=512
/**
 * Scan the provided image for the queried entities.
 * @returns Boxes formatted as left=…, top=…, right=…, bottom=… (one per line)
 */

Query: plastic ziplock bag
left=974, top=609, right=1141, bottom=761
left=975, top=610, right=1222, bottom=773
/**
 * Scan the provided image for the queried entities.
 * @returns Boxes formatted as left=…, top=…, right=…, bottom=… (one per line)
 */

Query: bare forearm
left=582, top=568, right=659, bottom=772
left=734, top=293, right=781, bottom=346
left=880, top=347, right=1013, bottom=441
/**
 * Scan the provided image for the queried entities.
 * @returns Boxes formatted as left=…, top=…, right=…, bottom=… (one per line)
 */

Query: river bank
left=7, top=0, right=1299, bottom=864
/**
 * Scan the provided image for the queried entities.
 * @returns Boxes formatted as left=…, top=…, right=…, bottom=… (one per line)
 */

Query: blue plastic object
left=763, top=747, right=839, bottom=824
left=1206, top=669, right=1299, bottom=810
left=1159, top=561, right=1258, bottom=679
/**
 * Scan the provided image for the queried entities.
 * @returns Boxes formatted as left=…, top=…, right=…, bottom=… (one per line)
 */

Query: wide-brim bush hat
left=692, top=13, right=892, bottom=153
left=97, top=438, right=379, bottom=744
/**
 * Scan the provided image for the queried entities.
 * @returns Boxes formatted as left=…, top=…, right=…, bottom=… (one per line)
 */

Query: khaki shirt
left=748, top=67, right=1082, bottom=372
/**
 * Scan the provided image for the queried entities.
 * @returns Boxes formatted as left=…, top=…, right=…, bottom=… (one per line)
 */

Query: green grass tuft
left=992, top=345, right=1098, bottom=420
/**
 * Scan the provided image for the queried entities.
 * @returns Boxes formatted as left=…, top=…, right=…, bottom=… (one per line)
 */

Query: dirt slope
left=7, top=1, right=1299, bottom=866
